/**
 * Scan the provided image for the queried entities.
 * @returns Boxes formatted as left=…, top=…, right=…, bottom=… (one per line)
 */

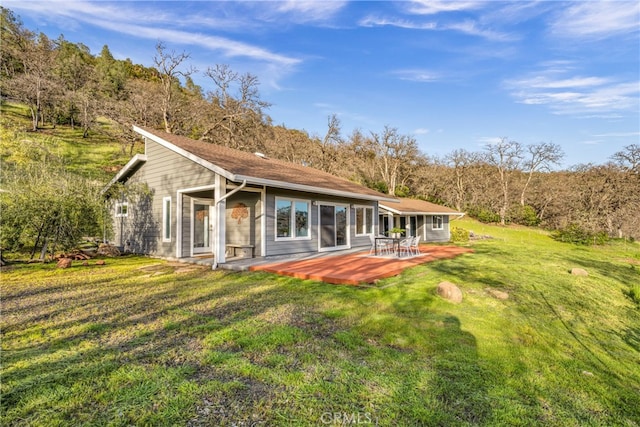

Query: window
left=355, top=206, right=374, bottom=235
left=162, top=197, right=171, bottom=242
left=432, top=215, right=443, bottom=230
left=276, top=198, right=310, bottom=239
left=115, top=202, right=128, bottom=217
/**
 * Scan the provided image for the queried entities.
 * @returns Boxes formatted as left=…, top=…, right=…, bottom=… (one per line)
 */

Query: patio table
left=374, top=237, right=401, bottom=256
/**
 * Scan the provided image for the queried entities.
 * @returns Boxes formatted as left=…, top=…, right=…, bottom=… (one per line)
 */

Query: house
left=103, top=126, right=397, bottom=266
left=378, top=198, right=464, bottom=242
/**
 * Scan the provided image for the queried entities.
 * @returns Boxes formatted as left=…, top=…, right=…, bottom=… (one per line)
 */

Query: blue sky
left=6, top=1, right=640, bottom=167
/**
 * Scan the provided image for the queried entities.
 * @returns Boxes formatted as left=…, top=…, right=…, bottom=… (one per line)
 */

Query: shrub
left=468, top=207, right=500, bottom=224
left=509, top=205, right=541, bottom=227
left=450, top=226, right=470, bottom=242
left=551, top=223, right=609, bottom=245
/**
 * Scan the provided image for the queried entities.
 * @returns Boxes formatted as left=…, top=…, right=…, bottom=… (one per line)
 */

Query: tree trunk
left=39, top=238, right=49, bottom=261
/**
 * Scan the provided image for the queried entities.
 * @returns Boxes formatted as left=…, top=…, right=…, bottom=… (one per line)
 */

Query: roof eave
left=379, top=203, right=464, bottom=216
left=235, top=175, right=397, bottom=202
left=101, top=154, right=147, bottom=196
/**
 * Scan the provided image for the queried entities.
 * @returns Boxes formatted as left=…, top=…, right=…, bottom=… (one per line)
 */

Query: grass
left=2, top=219, right=639, bottom=426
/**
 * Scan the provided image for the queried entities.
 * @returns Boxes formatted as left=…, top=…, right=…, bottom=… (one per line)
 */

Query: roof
left=380, top=198, right=464, bottom=216
left=125, top=126, right=396, bottom=202
left=102, top=154, right=147, bottom=195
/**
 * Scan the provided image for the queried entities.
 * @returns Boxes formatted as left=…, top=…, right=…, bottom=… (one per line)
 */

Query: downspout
left=212, top=179, right=247, bottom=270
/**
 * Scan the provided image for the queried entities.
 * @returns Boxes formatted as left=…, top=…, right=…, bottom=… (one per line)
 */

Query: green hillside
left=1, top=101, right=140, bottom=183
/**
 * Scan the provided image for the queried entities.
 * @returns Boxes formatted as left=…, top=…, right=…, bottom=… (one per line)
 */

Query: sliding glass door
left=319, top=204, right=348, bottom=250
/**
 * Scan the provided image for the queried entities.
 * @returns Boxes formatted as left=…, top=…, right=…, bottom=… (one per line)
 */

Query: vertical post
left=213, top=175, right=226, bottom=265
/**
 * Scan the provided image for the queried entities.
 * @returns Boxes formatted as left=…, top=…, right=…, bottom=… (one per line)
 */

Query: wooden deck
left=249, top=245, right=473, bottom=285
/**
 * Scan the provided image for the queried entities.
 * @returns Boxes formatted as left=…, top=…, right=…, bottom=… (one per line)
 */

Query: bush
left=509, top=205, right=541, bottom=227
left=551, top=223, right=609, bottom=245
left=450, top=226, right=470, bottom=242
left=468, top=207, right=500, bottom=224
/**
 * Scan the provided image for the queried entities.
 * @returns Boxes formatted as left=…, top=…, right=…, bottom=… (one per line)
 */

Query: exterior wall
left=424, top=215, right=451, bottom=242
left=225, top=191, right=263, bottom=257
left=111, top=139, right=218, bottom=258
left=264, top=188, right=377, bottom=257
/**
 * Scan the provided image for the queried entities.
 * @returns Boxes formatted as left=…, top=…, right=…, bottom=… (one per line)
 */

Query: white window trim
left=162, top=196, right=172, bottom=242
left=275, top=197, right=312, bottom=241
left=432, top=215, right=444, bottom=231
left=354, top=205, right=374, bottom=236
left=115, top=201, right=128, bottom=218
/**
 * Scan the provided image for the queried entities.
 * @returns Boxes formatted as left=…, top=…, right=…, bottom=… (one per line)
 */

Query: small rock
left=56, top=258, right=72, bottom=269
left=582, top=370, right=594, bottom=376
left=571, top=268, right=588, bottom=276
left=487, top=288, right=509, bottom=300
left=96, top=260, right=106, bottom=266
left=82, top=261, right=89, bottom=266
left=437, top=281, right=463, bottom=303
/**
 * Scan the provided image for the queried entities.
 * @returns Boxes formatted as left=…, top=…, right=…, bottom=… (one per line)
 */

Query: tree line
left=1, top=7, right=638, bottom=241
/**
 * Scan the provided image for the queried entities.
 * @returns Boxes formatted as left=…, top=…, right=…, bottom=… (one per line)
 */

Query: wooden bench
left=226, top=244, right=255, bottom=258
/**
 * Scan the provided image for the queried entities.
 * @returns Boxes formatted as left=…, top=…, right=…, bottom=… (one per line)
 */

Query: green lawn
left=2, top=219, right=639, bottom=426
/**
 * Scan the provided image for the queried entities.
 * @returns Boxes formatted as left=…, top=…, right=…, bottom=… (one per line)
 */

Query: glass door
left=193, top=200, right=213, bottom=255
left=319, top=204, right=348, bottom=250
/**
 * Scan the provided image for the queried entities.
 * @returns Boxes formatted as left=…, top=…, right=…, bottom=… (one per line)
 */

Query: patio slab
left=249, top=245, right=473, bottom=285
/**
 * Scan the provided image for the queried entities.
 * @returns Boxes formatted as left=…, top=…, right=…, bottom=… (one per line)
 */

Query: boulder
left=57, top=258, right=72, bottom=269
left=487, top=288, right=509, bottom=300
left=97, top=244, right=120, bottom=257
left=571, top=268, right=588, bottom=277
left=437, top=281, right=463, bottom=303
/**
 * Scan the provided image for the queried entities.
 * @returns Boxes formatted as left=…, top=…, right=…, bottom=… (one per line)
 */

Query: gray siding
left=225, top=192, right=263, bottom=257
left=264, top=189, right=375, bottom=257
left=113, top=140, right=218, bottom=258
left=424, top=215, right=451, bottom=242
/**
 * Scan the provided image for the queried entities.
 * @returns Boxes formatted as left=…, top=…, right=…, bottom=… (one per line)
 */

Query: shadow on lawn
left=429, top=315, right=492, bottom=425
left=365, top=283, right=493, bottom=425
left=2, top=263, right=497, bottom=426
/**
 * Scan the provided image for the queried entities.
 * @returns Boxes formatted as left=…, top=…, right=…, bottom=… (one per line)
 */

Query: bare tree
left=611, top=144, right=640, bottom=174
left=520, top=142, right=564, bottom=205
left=371, top=126, right=420, bottom=196
left=444, top=149, right=482, bottom=211
left=9, top=32, right=59, bottom=131
left=202, top=64, right=271, bottom=149
left=153, top=41, right=195, bottom=133
left=484, top=137, right=523, bottom=225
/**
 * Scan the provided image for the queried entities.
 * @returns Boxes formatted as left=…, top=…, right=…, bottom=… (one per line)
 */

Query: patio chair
left=398, top=237, right=413, bottom=257
left=411, top=236, right=421, bottom=255
left=369, top=234, right=391, bottom=256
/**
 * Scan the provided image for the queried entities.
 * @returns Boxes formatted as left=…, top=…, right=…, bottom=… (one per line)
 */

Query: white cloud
left=506, top=64, right=640, bottom=117
left=550, top=1, right=640, bottom=39
left=359, top=16, right=437, bottom=30
left=593, top=131, right=640, bottom=137
left=273, top=1, right=348, bottom=22
left=359, top=15, right=511, bottom=41
left=405, top=0, right=485, bottom=15
left=392, top=69, right=441, bottom=82
left=413, top=128, right=430, bottom=135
